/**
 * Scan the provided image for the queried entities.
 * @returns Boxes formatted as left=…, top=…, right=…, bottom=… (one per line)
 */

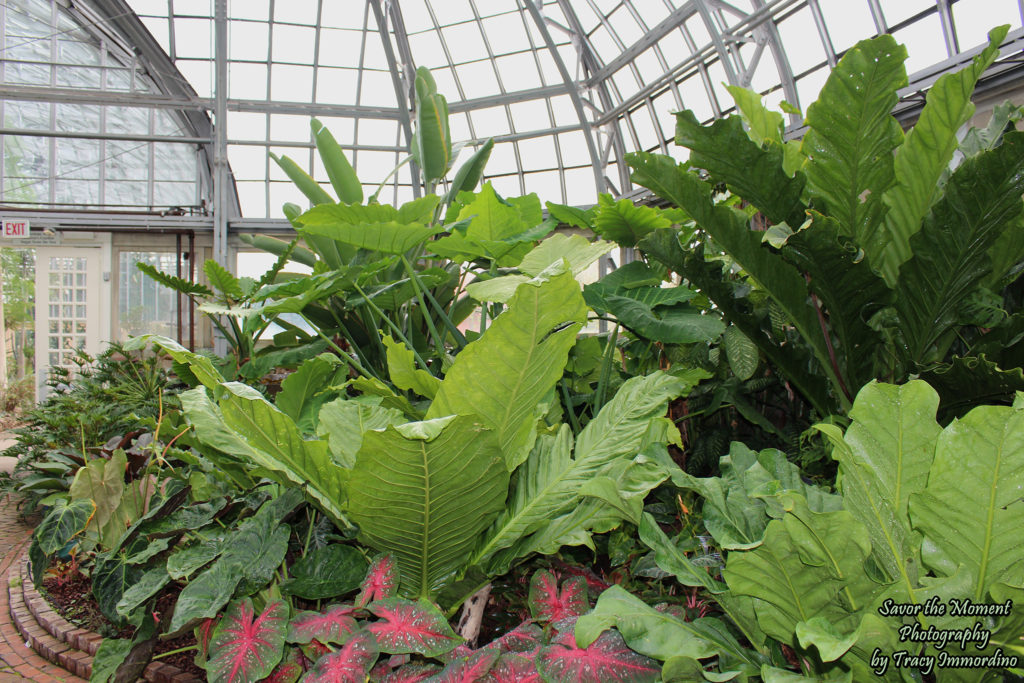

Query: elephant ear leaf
left=365, top=598, right=463, bottom=657
left=346, top=417, right=508, bottom=598
left=537, top=620, right=659, bottom=683
left=356, top=554, right=399, bottom=607
left=910, top=400, right=1024, bottom=598
left=302, top=632, right=379, bottom=683
left=528, top=570, right=588, bottom=623
left=207, top=598, right=288, bottom=683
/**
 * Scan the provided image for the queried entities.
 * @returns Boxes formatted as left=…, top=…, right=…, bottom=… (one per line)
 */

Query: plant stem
left=401, top=255, right=446, bottom=361
left=299, top=313, right=376, bottom=380
left=153, top=644, right=198, bottom=660
left=351, top=280, right=432, bottom=374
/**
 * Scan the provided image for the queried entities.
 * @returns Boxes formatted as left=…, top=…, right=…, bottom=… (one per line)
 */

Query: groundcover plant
left=14, top=28, right=1024, bottom=683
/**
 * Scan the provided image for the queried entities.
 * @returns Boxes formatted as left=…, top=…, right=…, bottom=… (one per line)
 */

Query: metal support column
left=212, top=0, right=229, bottom=355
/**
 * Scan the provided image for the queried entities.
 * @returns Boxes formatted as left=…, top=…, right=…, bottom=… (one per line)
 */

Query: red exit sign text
left=3, top=220, right=30, bottom=238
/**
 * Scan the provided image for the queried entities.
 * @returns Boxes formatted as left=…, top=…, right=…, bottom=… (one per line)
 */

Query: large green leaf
left=427, top=268, right=586, bottom=469
left=878, top=27, right=1008, bottom=282
left=346, top=416, right=508, bottom=598
left=723, top=496, right=878, bottom=645
left=801, top=35, right=906, bottom=250
left=412, top=66, right=452, bottom=183
left=186, top=382, right=349, bottom=527
left=591, top=194, right=673, bottom=247
left=69, top=450, right=125, bottom=533
left=316, top=397, right=406, bottom=468
left=280, top=544, right=368, bottom=599
left=814, top=381, right=941, bottom=593
left=675, top=110, right=806, bottom=227
left=910, top=401, right=1024, bottom=600
left=270, top=152, right=334, bottom=206
left=383, top=334, right=440, bottom=399
left=517, top=233, right=614, bottom=277
left=637, top=513, right=726, bottom=592
left=473, top=372, right=684, bottom=571
left=628, top=154, right=845, bottom=410
left=34, top=498, right=95, bottom=556
left=603, top=295, right=723, bottom=344
left=726, top=85, right=784, bottom=146
left=296, top=201, right=442, bottom=254
left=895, top=132, right=1024, bottom=363
left=311, top=117, right=362, bottom=204
left=275, top=353, right=345, bottom=433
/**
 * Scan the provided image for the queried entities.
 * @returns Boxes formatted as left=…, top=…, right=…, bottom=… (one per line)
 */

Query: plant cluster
left=11, top=31, right=1024, bottom=683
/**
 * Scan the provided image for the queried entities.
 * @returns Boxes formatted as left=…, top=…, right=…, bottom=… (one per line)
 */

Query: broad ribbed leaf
left=801, top=35, right=906, bottom=249
left=637, top=513, right=726, bottom=592
left=347, top=416, right=507, bottom=598
left=115, top=567, right=170, bottom=620
left=302, top=632, right=379, bottom=683
left=815, top=381, right=940, bottom=591
left=879, top=27, right=1007, bottom=282
left=537, top=619, right=658, bottom=683
left=68, top=452, right=123, bottom=532
left=317, top=398, right=406, bottom=468
left=281, top=544, right=368, bottom=599
left=922, top=355, right=1024, bottom=420
left=167, top=536, right=224, bottom=579
left=205, top=259, right=245, bottom=299
left=215, top=382, right=349, bottom=527
left=591, top=194, right=672, bottom=247
left=384, top=334, right=440, bottom=399
left=356, top=554, right=398, bottom=607
left=168, top=560, right=241, bottom=634
left=516, top=233, right=613, bottom=276
left=366, top=598, right=462, bottom=657
left=726, top=85, right=783, bottom=146
left=428, top=269, right=586, bottom=469
left=722, top=326, right=758, bottom=381
left=297, top=202, right=442, bottom=254
left=675, top=111, right=805, bottom=227
left=896, top=132, right=1024, bottom=363
left=474, top=373, right=684, bottom=570
left=287, top=604, right=359, bottom=645
left=627, top=153, right=846, bottom=410
left=602, top=296, right=724, bottom=344
left=276, top=354, right=344, bottom=433
left=575, top=586, right=756, bottom=666
left=528, top=570, right=588, bottom=623
left=723, top=497, right=876, bottom=643
left=207, top=598, right=288, bottom=683
left=34, top=498, right=94, bottom=556
left=910, top=401, right=1024, bottom=599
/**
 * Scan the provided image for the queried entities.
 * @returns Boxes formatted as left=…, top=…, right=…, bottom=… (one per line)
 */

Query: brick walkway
left=0, top=494, right=85, bottom=682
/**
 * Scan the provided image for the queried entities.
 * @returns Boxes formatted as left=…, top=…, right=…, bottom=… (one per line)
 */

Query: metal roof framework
left=1, top=0, right=1023, bottom=256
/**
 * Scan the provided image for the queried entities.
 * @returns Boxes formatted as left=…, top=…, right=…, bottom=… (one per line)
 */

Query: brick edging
left=9, top=555, right=200, bottom=682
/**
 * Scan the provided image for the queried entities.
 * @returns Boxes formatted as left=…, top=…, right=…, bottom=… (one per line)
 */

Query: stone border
left=9, top=556, right=200, bottom=682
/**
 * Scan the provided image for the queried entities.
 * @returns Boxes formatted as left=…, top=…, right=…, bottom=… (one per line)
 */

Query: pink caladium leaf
left=376, top=664, right=442, bottom=682
left=357, top=554, right=398, bottom=607
left=366, top=598, right=463, bottom=658
left=535, top=619, right=659, bottom=683
left=287, top=604, right=359, bottom=645
left=486, top=621, right=543, bottom=654
left=302, top=631, right=379, bottom=683
left=424, top=648, right=499, bottom=682
left=264, top=649, right=303, bottom=683
left=437, top=644, right=474, bottom=664
left=206, top=598, right=289, bottom=683
left=483, top=654, right=542, bottom=683
left=528, top=570, right=588, bottom=623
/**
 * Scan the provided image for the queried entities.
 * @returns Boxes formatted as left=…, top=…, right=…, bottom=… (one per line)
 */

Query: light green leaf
left=346, top=416, right=508, bottom=598
left=296, top=202, right=442, bottom=254
left=517, top=233, right=614, bottom=277
left=316, top=398, right=407, bottom=468
left=270, top=152, right=334, bottom=206
left=70, top=450, right=126, bottom=532
left=726, top=84, right=783, bottom=146
left=275, top=353, right=344, bottom=433
left=794, top=616, right=859, bottom=662
left=204, top=259, right=245, bottom=300
left=801, top=35, right=907, bottom=250
left=604, top=295, right=724, bottom=344
left=383, top=334, right=440, bottom=399
left=131, top=335, right=224, bottom=389
left=464, top=274, right=531, bottom=303
left=592, top=194, right=672, bottom=247
left=428, top=268, right=586, bottom=469
left=311, top=117, right=362, bottom=204
left=638, top=512, right=726, bottom=592
left=879, top=26, right=1008, bottom=283
left=722, top=326, right=758, bottom=381
left=910, top=400, right=1024, bottom=599
left=413, top=66, right=452, bottom=183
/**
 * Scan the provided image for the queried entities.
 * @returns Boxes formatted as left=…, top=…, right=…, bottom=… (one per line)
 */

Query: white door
left=34, top=248, right=102, bottom=399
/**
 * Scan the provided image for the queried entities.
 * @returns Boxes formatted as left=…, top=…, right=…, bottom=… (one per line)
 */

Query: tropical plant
left=627, top=27, right=1024, bottom=420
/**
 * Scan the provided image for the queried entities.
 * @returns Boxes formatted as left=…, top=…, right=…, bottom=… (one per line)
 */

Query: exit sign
left=3, top=219, right=30, bottom=238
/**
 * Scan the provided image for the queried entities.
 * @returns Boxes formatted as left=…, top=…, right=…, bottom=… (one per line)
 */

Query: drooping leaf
left=801, top=35, right=906, bottom=249
left=91, top=541, right=147, bottom=624
left=89, top=638, right=133, bottom=683
left=910, top=400, right=1024, bottom=598
left=575, top=585, right=759, bottom=667
left=297, top=202, right=442, bottom=254
left=528, top=570, right=588, bottom=623
left=604, top=296, right=724, bottom=344
left=637, top=513, right=726, bottom=592
left=167, top=536, right=224, bottom=579
left=675, top=111, right=805, bottom=227
left=276, top=354, right=345, bottom=433
left=445, top=138, right=494, bottom=205
left=356, top=554, right=399, bottom=607
left=168, top=556, right=245, bottom=634
left=895, top=131, right=1024, bottom=363
left=271, top=152, right=334, bottom=206
left=287, top=604, right=359, bottom=645
left=33, top=497, right=94, bottom=556
left=317, top=398, right=407, bottom=468
left=591, top=194, right=672, bottom=247
left=726, top=85, right=784, bottom=146
left=69, top=450, right=125, bottom=533
left=301, top=631, right=379, bottom=683
left=207, top=598, right=288, bottom=683
left=537, top=618, right=659, bottom=683
left=413, top=66, right=452, bottom=183
left=795, top=617, right=860, bottom=663
left=366, top=598, right=463, bottom=658
left=516, top=233, right=614, bottom=277
left=879, top=26, right=1008, bottom=282
left=384, top=334, right=440, bottom=399
left=281, top=544, right=368, bottom=600
left=428, top=268, right=586, bottom=469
